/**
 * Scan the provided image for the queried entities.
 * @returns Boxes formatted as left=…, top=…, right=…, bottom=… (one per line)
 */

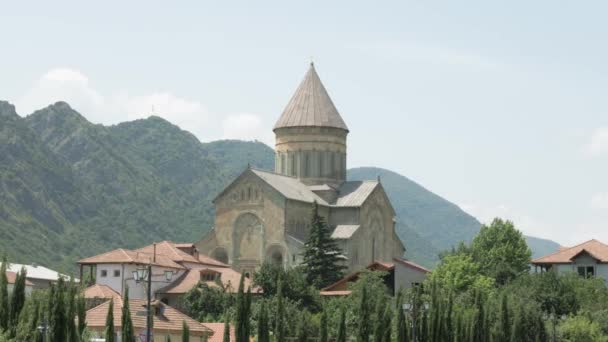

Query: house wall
left=394, top=262, right=428, bottom=291
left=95, top=263, right=186, bottom=300
left=88, top=329, right=208, bottom=342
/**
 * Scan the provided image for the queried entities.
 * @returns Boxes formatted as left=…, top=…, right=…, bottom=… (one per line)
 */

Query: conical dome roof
left=274, top=63, right=348, bottom=132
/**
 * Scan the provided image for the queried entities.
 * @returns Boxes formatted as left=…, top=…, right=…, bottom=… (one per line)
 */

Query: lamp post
left=402, top=301, right=429, bottom=342
left=132, top=262, right=174, bottom=342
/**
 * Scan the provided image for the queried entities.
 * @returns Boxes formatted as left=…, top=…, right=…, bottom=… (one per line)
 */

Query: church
left=196, top=63, right=405, bottom=275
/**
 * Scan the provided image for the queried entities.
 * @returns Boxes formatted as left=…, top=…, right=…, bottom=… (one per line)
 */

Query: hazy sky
left=2, top=1, right=607, bottom=246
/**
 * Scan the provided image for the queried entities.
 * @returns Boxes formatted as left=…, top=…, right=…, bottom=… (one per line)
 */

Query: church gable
left=214, top=169, right=282, bottom=209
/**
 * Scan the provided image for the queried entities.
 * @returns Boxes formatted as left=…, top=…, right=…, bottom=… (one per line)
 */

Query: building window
left=113, top=270, right=120, bottom=277
left=577, top=266, right=595, bottom=278
left=100, top=270, right=107, bottom=277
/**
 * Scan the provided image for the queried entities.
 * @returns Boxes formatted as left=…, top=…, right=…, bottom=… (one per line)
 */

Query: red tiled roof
left=204, top=323, right=235, bottom=342
left=393, top=258, right=431, bottom=273
left=321, top=261, right=394, bottom=292
left=78, top=248, right=184, bottom=269
left=86, top=298, right=213, bottom=336
left=158, top=267, right=259, bottom=294
left=82, top=284, right=121, bottom=300
left=5, top=271, right=33, bottom=286
left=136, top=241, right=229, bottom=268
left=320, top=290, right=352, bottom=296
left=532, top=239, right=608, bottom=264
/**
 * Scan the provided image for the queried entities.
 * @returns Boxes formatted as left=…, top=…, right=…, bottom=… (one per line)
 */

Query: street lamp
left=402, top=301, right=429, bottom=342
left=132, top=263, right=174, bottom=342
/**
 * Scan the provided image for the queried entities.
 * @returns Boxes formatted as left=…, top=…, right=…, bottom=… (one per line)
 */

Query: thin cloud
left=583, top=127, right=608, bottom=157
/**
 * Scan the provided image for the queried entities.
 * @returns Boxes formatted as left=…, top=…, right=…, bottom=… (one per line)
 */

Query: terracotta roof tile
left=158, top=267, right=259, bottom=294
left=86, top=298, right=212, bottom=336
left=135, top=241, right=228, bottom=267
left=532, top=239, right=608, bottom=264
left=5, top=271, right=33, bottom=286
left=82, top=284, right=121, bottom=300
left=78, top=248, right=184, bottom=269
left=320, top=290, right=352, bottom=296
left=204, top=323, right=235, bottom=342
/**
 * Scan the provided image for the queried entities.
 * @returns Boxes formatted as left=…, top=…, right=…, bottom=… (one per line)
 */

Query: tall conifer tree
left=0, top=256, right=8, bottom=332
left=319, top=307, right=328, bottom=342
left=496, top=293, right=510, bottom=342
left=105, top=299, right=115, bottom=342
left=336, top=306, right=347, bottom=342
left=301, top=201, right=346, bottom=288
left=122, top=287, right=134, bottom=342
left=50, top=278, right=67, bottom=342
left=9, top=267, right=27, bottom=333
left=77, top=294, right=87, bottom=337
left=275, top=277, right=285, bottom=342
left=396, top=291, right=408, bottom=342
left=357, top=286, right=371, bottom=342
left=257, top=301, right=269, bottom=342
left=223, top=313, right=231, bottom=342
left=182, top=321, right=190, bottom=342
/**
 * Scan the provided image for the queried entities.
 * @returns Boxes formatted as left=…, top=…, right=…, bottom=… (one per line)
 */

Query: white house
left=0, top=262, right=74, bottom=290
left=531, top=239, right=608, bottom=283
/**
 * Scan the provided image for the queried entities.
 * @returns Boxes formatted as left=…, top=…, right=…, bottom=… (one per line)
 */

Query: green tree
left=382, top=307, right=392, bottom=342
left=396, top=291, right=408, bottom=342
left=296, top=312, right=309, bottom=342
left=0, top=257, right=8, bottom=332
left=301, top=201, right=346, bottom=288
left=470, top=218, right=532, bottom=285
left=336, top=306, right=347, bottom=342
left=495, top=293, right=511, bottom=342
left=357, top=286, right=371, bottom=342
left=320, top=307, right=328, bottom=342
left=50, top=279, right=67, bottom=342
left=374, top=300, right=386, bottom=342
left=77, top=294, right=87, bottom=337
left=105, top=299, right=115, bottom=342
left=257, top=300, right=269, bottom=342
left=182, top=321, right=190, bottom=342
left=558, top=314, right=606, bottom=342
left=235, top=274, right=251, bottom=342
left=429, top=253, right=494, bottom=294
left=275, top=277, right=286, bottom=342
left=223, top=313, right=231, bottom=342
left=122, top=287, right=134, bottom=342
left=9, top=267, right=27, bottom=334
left=66, top=279, right=79, bottom=342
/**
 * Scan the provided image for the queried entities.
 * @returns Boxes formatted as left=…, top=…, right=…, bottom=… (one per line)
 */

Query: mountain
left=0, top=101, right=559, bottom=271
left=348, top=167, right=561, bottom=266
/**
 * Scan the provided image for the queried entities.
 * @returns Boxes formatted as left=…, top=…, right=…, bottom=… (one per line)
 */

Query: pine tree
left=473, top=291, right=485, bottom=342
left=357, top=286, right=371, bottom=342
left=223, top=313, right=231, bottom=342
left=396, top=291, right=408, bottom=342
left=374, top=301, right=386, bottom=342
left=419, top=310, right=428, bottom=342
left=275, top=277, right=285, bottom=342
left=105, top=299, right=115, bottom=342
left=510, top=305, right=525, bottom=342
left=9, top=267, right=27, bottom=334
left=0, top=256, right=8, bottom=332
left=182, top=321, right=190, bottom=342
left=122, top=287, right=134, bottom=342
left=244, top=287, right=251, bottom=342
left=258, top=301, right=269, bottom=342
left=535, top=313, right=547, bottom=342
left=336, top=306, right=347, bottom=342
left=319, top=307, right=328, bottom=342
left=301, top=201, right=346, bottom=288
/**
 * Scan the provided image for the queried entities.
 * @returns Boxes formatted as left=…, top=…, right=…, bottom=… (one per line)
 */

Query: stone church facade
left=196, top=63, right=405, bottom=274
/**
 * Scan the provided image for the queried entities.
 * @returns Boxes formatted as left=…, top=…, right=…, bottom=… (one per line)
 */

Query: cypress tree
left=166, top=335, right=172, bottom=342
left=301, top=201, right=346, bottom=288
left=510, top=305, right=525, bottom=342
left=244, top=286, right=251, bottom=342
left=275, top=277, right=285, bottom=342
left=9, top=267, right=27, bottom=333
left=182, top=321, right=190, bottom=342
left=495, top=293, right=510, bottom=342
left=382, top=307, right=392, bottom=342
left=419, top=310, right=428, bottom=342
left=77, top=294, right=87, bottom=337
left=296, top=312, right=308, bottom=342
left=235, top=274, right=246, bottom=342
left=258, top=300, right=269, bottom=342
left=0, top=256, right=8, bottom=332
left=336, top=306, right=347, bottom=342
left=396, top=291, right=408, bottom=342
left=122, top=287, right=134, bottom=342
left=105, top=299, right=115, bottom=342
left=50, top=278, right=67, bottom=342
left=66, top=279, right=79, bottom=342
left=473, top=291, right=485, bottom=342
left=534, top=311, right=547, bottom=342
left=319, top=307, right=328, bottom=342
left=445, top=293, right=453, bottom=342
left=223, top=313, right=231, bottom=342
left=373, top=300, right=386, bottom=342
left=357, top=286, right=371, bottom=342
